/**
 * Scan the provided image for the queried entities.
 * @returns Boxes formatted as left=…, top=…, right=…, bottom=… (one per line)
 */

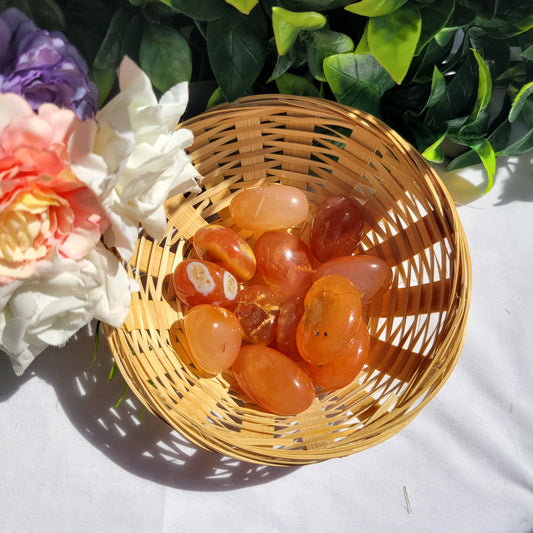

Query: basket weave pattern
left=104, top=95, right=471, bottom=466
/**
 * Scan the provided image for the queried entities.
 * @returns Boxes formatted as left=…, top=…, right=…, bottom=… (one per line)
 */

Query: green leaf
left=141, top=2, right=182, bottom=21
left=367, top=5, right=422, bottom=84
left=90, top=321, right=101, bottom=369
left=345, top=0, right=408, bottom=17
left=407, top=34, right=455, bottom=84
left=307, top=29, right=354, bottom=82
left=324, top=53, right=395, bottom=116
left=90, top=8, right=132, bottom=106
left=272, top=7, right=326, bottom=55
left=354, top=23, right=371, bottom=55
left=434, top=28, right=456, bottom=47
left=522, top=45, right=533, bottom=61
left=476, top=0, right=500, bottom=20
left=469, top=138, right=496, bottom=193
left=268, top=40, right=308, bottom=82
left=1, top=0, right=65, bottom=31
left=415, top=0, right=455, bottom=54
left=469, top=49, right=492, bottom=124
left=520, top=98, right=533, bottom=129
left=120, top=14, right=145, bottom=63
left=280, top=0, right=354, bottom=9
left=422, top=132, right=447, bottom=163
left=385, top=82, right=430, bottom=117
left=275, top=72, right=321, bottom=97
left=509, top=81, right=533, bottom=122
left=168, top=0, right=229, bottom=20
left=456, top=111, right=490, bottom=142
left=447, top=137, right=497, bottom=193
left=473, top=1, right=533, bottom=38
left=108, top=361, right=118, bottom=382
left=113, top=385, right=130, bottom=409
left=447, top=120, right=511, bottom=171
left=207, top=87, right=227, bottom=109
left=424, top=66, right=446, bottom=111
left=224, top=0, right=258, bottom=14
left=138, top=406, right=147, bottom=423
left=497, top=128, right=533, bottom=157
left=63, top=0, right=116, bottom=64
left=207, top=6, right=269, bottom=101
left=468, top=28, right=510, bottom=81
left=424, top=52, right=478, bottom=131
left=140, top=23, right=193, bottom=92
left=447, top=3, right=476, bottom=28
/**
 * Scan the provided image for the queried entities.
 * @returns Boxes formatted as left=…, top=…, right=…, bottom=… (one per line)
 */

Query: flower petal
left=0, top=244, right=136, bottom=375
left=0, top=94, right=34, bottom=138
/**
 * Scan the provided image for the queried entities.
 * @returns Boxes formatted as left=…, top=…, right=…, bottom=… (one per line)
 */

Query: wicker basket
left=103, top=94, right=471, bottom=466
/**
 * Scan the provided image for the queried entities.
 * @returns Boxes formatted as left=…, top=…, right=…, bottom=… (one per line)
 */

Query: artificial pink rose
left=0, top=93, right=109, bottom=282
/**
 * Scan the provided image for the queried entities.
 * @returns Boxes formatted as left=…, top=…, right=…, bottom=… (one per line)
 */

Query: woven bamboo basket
left=103, top=94, right=471, bottom=466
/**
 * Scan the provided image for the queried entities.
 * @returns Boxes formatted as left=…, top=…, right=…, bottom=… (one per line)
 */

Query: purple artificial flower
left=0, top=8, right=98, bottom=119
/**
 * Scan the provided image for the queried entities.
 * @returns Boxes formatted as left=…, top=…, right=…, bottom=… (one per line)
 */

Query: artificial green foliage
left=345, top=0, right=408, bottom=18
left=272, top=7, right=326, bottom=55
left=140, top=23, right=193, bottom=92
left=225, top=0, right=259, bottom=15
left=9, top=0, right=533, bottom=192
left=366, top=5, right=421, bottom=83
left=324, top=53, right=395, bottom=116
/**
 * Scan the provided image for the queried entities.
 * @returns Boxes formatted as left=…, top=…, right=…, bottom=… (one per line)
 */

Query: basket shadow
left=2, top=327, right=298, bottom=490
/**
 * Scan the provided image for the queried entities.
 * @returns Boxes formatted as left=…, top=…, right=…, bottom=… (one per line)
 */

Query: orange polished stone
left=310, top=195, right=364, bottom=261
left=184, top=305, right=243, bottom=374
left=173, top=259, right=239, bottom=308
left=193, top=224, right=256, bottom=282
left=314, top=255, right=393, bottom=305
left=296, top=274, right=362, bottom=365
left=234, top=284, right=280, bottom=345
left=254, top=230, right=314, bottom=299
left=308, top=320, right=370, bottom=390
left=275, top=294, right=305, bottom=360
left=232, top=345, right=315, bottom=415
left=229, top=184, right=309, bottom=232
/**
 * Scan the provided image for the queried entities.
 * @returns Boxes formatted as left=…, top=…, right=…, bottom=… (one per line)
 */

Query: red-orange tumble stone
left=193, top=224, right=256, bottom=282
left=254, top=230, right=314, bottom=298
left=172, top=259, right=239, bottom=308
left=275, top=294, right=305, bottom=360
left=296, top=275, right=362, bottom=365
left=234, top=284, right=280, bottom=345
left=314, top=255, right=393, bottom=305
left=184, top=305, right=243, bottom=374
left=232, top=345, right=315, bottom=415
left=308, top=320, right=370, bottom=390
left=310, top=196, right=364, bottom=262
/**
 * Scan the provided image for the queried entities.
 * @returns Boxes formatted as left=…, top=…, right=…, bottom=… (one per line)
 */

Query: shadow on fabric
left=0, top=326, right=298, bottom=491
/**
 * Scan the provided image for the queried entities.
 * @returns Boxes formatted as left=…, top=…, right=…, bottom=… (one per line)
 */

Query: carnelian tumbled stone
left=229, top=185, right=309, bottom=232
left=296, top=274, right=362, bottom=365
left=254, top=230, right=314, bottom=298
left=173, top=259, right=239, bottom=308
left=275, top=294, right=305, bottom=360
left=184, top=305, right=243, bottom=374
left=308, top=320, right=370, bottom=390
left=193, top=224, right=256, bottom=282
left=310, top=196, right=364, bottom=261
left=232, top=345, right=315, bottom=415
left=314, top=255, right=393, bottom=305
left=234, top=284, right=280, bottom=345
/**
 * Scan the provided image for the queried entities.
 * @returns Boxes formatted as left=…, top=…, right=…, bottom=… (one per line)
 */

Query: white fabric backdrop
left=1, top=155, right=532, bottom=533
